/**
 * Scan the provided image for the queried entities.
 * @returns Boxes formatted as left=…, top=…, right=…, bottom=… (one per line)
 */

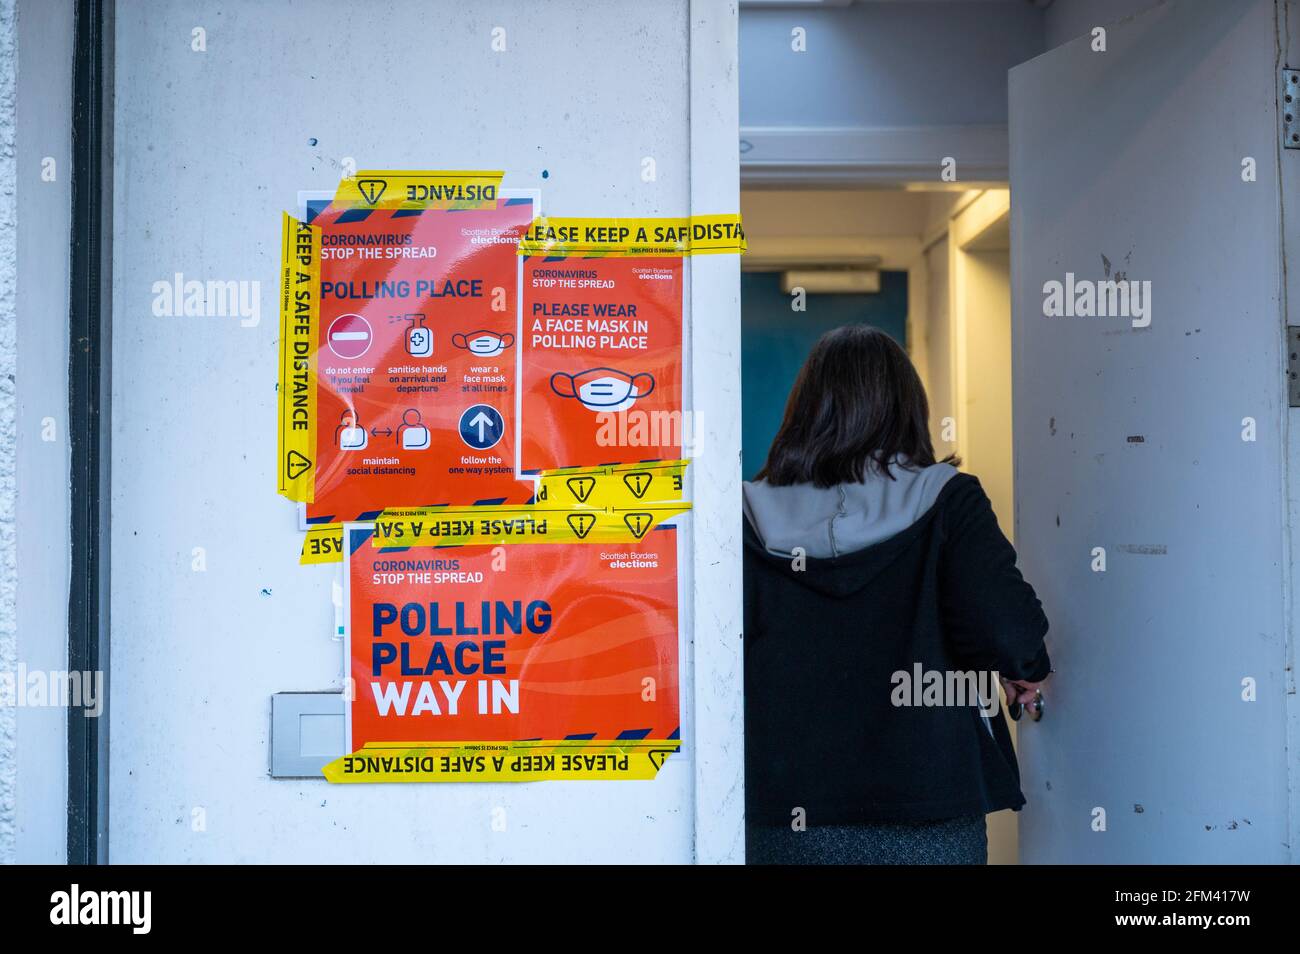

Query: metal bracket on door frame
left=1284, top=69, right=1300, bottom=149
left=1288, top=328, right=1300, bottom=407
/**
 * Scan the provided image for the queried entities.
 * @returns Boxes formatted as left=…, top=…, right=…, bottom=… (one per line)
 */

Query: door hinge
left=1284, top=69, right=1300, bottom=149
left=1289, top=327, right=1300, bottom=407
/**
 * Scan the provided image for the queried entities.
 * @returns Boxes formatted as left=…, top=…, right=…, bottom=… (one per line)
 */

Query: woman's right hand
left=999, top=675, right=1047, bottom=707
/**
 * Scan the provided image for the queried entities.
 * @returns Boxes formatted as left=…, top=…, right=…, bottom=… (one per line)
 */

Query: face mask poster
left=276, top=171, right=744, bottom=782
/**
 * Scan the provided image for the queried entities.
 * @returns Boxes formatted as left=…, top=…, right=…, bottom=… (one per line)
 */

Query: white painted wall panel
left=9, top=0, right=75, bottom=865
left=1044, top=0, right=1161, bottom=50
left=0, top=0, right=17, bottom=865
left=740, top=1, right=1042, bottom=128
left=1011, top=0, right=1291, bottom=863
left=109, top=0, right=736, bottom=863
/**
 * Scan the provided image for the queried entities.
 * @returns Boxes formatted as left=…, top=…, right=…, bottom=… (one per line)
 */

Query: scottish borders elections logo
left=459, top=404, right=504, bottom=450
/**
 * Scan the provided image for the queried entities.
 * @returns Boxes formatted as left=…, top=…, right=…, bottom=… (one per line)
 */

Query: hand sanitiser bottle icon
left=404, top=314, right=433, bottom=357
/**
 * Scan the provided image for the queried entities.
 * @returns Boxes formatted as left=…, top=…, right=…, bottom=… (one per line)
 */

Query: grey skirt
left=748, top=814, right=988, bottom=865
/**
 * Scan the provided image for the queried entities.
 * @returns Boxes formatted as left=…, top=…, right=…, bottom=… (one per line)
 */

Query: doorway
left=739, top=185, right=1019, bottom=862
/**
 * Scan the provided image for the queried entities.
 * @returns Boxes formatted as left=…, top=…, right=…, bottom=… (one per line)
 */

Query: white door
left=1010, top=0, right=1296, bottom=863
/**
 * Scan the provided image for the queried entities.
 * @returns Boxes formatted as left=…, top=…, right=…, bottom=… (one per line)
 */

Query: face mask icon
left=452, top=331, right=514, bottom=357
left=550, top=368, right=656, bottom=413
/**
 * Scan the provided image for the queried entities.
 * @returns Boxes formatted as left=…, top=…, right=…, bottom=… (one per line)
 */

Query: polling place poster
left=342, top=525, right=681, bottom=752
left=297, top=185, right=537, bottom=522
left=277, top=184, right=746, bottom=782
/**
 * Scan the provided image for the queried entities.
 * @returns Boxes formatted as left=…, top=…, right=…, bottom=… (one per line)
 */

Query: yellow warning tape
left=277, top=213, right=319, bottom=503
left=299, top=461, right=691, bottom=563
left=300, top=523, right=344, bottom=565
left=518, top=214, right=745, bottom=257
left=373, top=502, right=690, bottom=549
left=332, top=169, right=504, bottom=211
left=300, top=505, right=689, bottom=562
left=323, top=739, right=680, bottom=783
left=536, top=459, right=687, bottom=509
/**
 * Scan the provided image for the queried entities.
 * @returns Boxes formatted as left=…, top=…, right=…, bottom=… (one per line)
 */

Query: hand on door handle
left=1009, top=689, right=1044, bottom=722
left=1001, top=673, right=1047, bottom=723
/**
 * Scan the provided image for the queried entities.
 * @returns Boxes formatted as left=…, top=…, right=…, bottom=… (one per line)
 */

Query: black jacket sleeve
left=938, top=475, right=1051, bottom=681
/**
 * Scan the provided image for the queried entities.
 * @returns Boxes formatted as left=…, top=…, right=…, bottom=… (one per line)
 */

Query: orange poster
left=303, top=197, right=536, bottom=523
left=343, top=526, right=680, bottom=750
left=519, top=256, right=683, bottom=473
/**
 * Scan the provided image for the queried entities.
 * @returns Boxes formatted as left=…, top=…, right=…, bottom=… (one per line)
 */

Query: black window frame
left=67, top=0, right=112, bottom=866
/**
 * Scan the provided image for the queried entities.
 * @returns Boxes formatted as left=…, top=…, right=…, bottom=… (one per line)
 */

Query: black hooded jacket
left=743, top=471, right=1051, bottom=826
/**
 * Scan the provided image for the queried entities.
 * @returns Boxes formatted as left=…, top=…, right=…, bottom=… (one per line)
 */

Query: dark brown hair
left=756, top=324, right=955, bottom=487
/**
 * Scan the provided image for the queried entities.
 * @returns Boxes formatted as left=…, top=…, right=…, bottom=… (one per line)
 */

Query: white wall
left=1044, top=0, right=1162, bottom=49
left=0, top=0, right=16, bottom=865
left=739, top=1, right=1043, bottom=185
left=922, top=236, right=952, bottom=447
left=107, top=0, right=739, bottom=864
left=5, top=0, right=75, bottom=865
left=1279, top=0, right=1300, bottom=868
left=736, top=0, right=1167, bottom=187
left=915, top=191, right=977, bottom=455
left=947, top=191, right=1013, bottom=534
left=740, top=1, right=1043, bottom=128
left=742, top=189, right=932, bottom=240
left=954, top=247, right=1012, bottom=526
left=740, top=188, right=929, bottom=269
left=687, top=5, right=746, bottom=862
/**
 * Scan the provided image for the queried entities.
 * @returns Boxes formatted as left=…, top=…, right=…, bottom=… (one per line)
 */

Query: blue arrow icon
left=459, top=404, right=504, bottom=450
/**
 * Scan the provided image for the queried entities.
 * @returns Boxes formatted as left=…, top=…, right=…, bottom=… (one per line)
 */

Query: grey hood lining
left=742, top=461, right=959, bottom=559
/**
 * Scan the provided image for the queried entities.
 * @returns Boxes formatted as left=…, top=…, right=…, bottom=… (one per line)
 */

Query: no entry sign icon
left=327, top=313, right=373, bottom=359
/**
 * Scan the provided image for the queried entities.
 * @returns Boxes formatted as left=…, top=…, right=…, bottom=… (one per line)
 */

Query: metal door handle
left=1009, top=690, right=1044, bottom=722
